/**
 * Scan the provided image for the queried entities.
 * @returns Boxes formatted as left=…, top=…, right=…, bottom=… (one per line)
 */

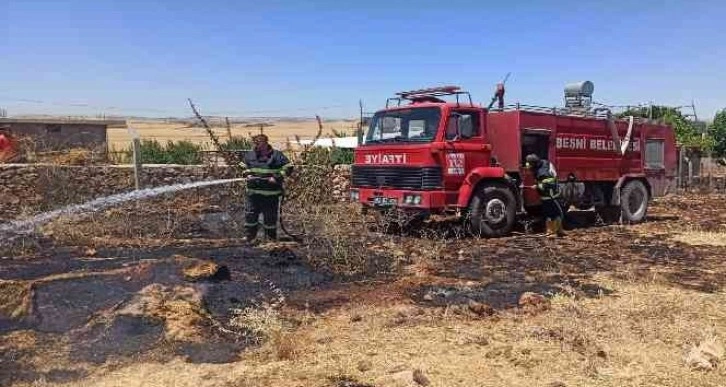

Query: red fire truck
left=350, top=83, right=677, bottom=237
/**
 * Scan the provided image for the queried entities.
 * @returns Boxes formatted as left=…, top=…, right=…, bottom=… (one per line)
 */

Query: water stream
left=0, top=178, right=245, bottom=238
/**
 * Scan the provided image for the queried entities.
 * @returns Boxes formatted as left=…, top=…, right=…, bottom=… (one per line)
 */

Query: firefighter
left=525, top=153, right=565, bottom=237
left=239, top=134, right=293, bottom=243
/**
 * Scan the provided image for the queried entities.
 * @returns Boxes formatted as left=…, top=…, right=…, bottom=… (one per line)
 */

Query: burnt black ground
left=2, top=194, right=726, bottom=386
left=0, top=242, right=331, bottom=385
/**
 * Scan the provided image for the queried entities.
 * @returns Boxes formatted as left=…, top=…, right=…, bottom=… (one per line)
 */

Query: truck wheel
left=620, top=180, right=649, bottom=223
left=467, top=183, right=516, bottom=237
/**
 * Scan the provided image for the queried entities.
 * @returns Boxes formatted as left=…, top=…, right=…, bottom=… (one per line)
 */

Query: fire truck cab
left=350, top=83, right=677, bottom=237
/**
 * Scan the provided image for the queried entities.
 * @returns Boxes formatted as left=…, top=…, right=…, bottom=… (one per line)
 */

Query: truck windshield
left=365, top=107, right=440, bottom=144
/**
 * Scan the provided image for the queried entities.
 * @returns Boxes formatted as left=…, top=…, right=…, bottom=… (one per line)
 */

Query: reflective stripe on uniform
left=248, top=167, right=284, bottom=176
left=262, top=224, right=277, bottom=230
left=244, top=222, right=259, bottom=227
left=247, top=189, right=282, bottom=196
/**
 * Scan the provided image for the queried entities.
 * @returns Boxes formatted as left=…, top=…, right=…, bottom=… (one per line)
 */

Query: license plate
left=372, top=197, right=397, bottom=207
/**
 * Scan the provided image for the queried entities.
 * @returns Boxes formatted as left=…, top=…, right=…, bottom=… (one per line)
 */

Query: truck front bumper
left=350, top=188, right=451, bottom=211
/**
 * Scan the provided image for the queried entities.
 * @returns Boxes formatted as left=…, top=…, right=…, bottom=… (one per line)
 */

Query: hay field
left=107, top=118, right=360, bottom=150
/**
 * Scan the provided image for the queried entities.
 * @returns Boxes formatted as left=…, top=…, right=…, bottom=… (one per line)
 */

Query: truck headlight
left=403, top=194, right=421, bottom=205
left=350, top=190, right=359, bottom=201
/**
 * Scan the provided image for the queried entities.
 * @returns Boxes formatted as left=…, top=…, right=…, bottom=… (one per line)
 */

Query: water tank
left=564, top=81, right=594, bottom=97
left=564, top=81, right=594, bottom=108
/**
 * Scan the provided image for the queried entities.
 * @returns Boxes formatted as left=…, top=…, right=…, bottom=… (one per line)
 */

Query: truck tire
left=467, top=183, right=517, bottom=237
left=620, top=180, right=649, bottom=223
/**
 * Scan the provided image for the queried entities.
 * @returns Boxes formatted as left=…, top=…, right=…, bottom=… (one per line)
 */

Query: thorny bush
left=282, top=157, right=396, bottom=275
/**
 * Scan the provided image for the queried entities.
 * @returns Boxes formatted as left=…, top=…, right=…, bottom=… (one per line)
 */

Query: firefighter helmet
left=525, top=154, right=540, bottom=169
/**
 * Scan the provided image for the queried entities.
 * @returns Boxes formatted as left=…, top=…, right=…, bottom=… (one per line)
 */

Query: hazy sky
left=2, top=0, right=725, bottom=119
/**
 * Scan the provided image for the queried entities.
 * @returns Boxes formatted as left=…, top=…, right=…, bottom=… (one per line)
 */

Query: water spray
left=0, top=178, right=245, bottom=239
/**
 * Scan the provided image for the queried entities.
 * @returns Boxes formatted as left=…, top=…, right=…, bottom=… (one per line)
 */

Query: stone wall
left=0, top=164, right=351, bottom=221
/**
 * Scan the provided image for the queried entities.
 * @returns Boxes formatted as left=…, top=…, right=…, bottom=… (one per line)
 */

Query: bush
left=330, top=147, right=354, bottom=165
left=165, top=140, right=202, bottom=165
left=220, top=136, right=253, bottom=152
left=295, top=146, right=353, bottom=166
left=124, top=139, right=203, bottom=165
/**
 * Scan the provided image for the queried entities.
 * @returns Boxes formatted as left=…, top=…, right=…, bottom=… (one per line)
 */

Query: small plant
left=229, top=281, right=305, bottom=360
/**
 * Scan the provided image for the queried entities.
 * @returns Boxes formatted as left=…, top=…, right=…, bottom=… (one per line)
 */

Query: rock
left=422, top=293, right=434, bottom=301
left=685, top=337, right=724, bottom=370
left=518, top=292, right=550, bottom=312
left=376, top=370, right=417, bottom=387
left=412, top=369, right=430, bottom=386
left=357, top=360, right=372, bottom=372
left=335, top=379, right=373, bottom=387
left=467, top=300, right=494, bottom=317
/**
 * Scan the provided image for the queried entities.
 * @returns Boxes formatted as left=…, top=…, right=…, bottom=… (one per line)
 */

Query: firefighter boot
left=264, top=227, right=278, bottom=242
left=243, top=227, right=258, bottom=245
left=555, top=219, right=566, bottom=237
left=544, top=220, right=555, bottom=237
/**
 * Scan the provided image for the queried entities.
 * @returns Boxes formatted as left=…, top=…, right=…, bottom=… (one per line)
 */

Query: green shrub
left=296, top=146, right=353, bottom=166
left=164, top=140, right=202, bottom=165
left=220, top=136, right=253, bottom=152
left=125, top=139, right=204, bottom=165
left=330, top=147, right=354, bottom=165
left=138, top=139, right=167, bottom=164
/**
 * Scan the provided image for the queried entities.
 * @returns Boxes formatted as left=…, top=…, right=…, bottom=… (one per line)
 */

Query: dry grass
left=113, top=283, right=210, bottom=342
left=0, top=280, right=34, bottom=319
left=108, top=119, right=356, bottom=150
left=16, top=276, right=724, bottom=387
left=672, top=229, right=726, bottom=246
left=230, top=281, right=309, bottom=362
left=6, top=165, right=726, bottom=386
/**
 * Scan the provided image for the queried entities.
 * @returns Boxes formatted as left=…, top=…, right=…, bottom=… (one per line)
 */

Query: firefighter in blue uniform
left=526, top=154, right=565, bottom=237
left=239, top=134, right=293, bottom=243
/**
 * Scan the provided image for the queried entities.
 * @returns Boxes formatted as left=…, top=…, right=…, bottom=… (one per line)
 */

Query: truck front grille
left=351, top=166, right=442, bottom=190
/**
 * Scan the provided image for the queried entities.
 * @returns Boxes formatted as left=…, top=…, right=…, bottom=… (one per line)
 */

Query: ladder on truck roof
left=386, top=86, right=473, bottom=108
left=497, top=103, right=657, bottom=122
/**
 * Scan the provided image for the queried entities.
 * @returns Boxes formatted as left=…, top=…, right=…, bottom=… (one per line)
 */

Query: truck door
left=520, top=129, right=552, bottom=207
left=441, top=109, right=488, bottom=199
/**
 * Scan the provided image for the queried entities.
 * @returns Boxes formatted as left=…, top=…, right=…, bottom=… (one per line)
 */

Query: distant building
left=0, top=118, right=126, bottom=151
left=292, top=136, right=360, bottom=149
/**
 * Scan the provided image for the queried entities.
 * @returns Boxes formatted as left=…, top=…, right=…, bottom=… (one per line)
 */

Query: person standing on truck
left=239, top=134, right=293, bottom=243
left=525, top=154, right=565, bottom=237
